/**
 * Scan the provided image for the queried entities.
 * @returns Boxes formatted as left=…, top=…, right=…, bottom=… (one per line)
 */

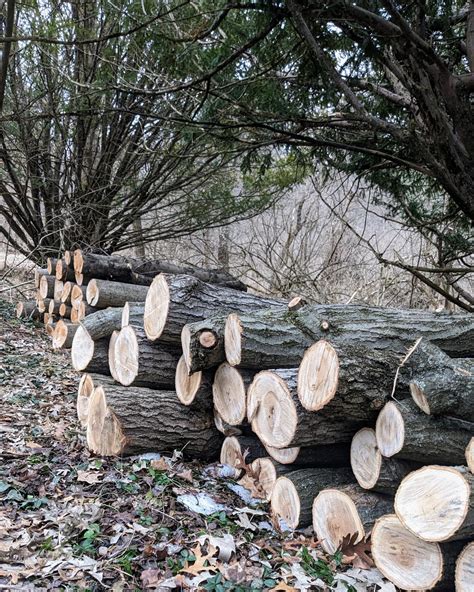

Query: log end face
left=77, top=373, right=94, bottom=427
left=114, top=326, right=139, bottom=386
left=466, top=438, right=474, bottom=474
left=55, top=259, right=64, bottom=280
left=224, top=313, right=242, bottom=366
left=39, top=275, right=48, bottom=300
left=456, top=541, right=474, bottom=592
left=220, top=436, right=243, bottom=478
left=271, top=476, right=301, bottom=530
left=351, top=427, right=381, bottom=490
left=46, top=257, right=54, bottom=274
left=86, top=279, right=99, bottom=306
left=143, top=274, right=170, bottom=341
left=395, top=465, right=471, bottom=542
left=73, top=249, right=84, bottom=274
left=108, top=330, right=120, bottom=381
left=181, top=325, right=192, bottom=370
left=86, top=386, right=126, bottom=456
left=264, top=444, right=300, bottom=465
left=71, top=325, right=95, bottom=371
left=241, top=458, right=276, bottom=501
left=52, top=319, right=69, bottom=349
left=176, top=355, right=202, bottom=405
left=375, top=401, right=404, bottom=458
left=213, top=363, right=247, bottom=425
left=298, top=340, right=339, bottom=411
left=71, top=284, right=84, bottom=308
left=121, top=302, right=130, bottom=328
left=410, top=382, right=431, bottom=415
left=371, top=514, right=442, bottom=591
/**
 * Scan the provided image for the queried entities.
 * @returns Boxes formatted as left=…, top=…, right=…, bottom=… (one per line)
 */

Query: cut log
left=270, top=467, right=354, bottom=529
left=456, top=541, right=474, bottom=592
left=212, top=363, right=254, bottom=426
left=37, top=298, right=52, bottom=313
left=45, top=322, right=55, bottom=336
left=39, top=274, right=55, bottom=299
left=74, top=271, right=93, bottom=286
left=121, top=302, right=146, bottom=328
left=75, top=302, right=98, bottom=321
left=265, top=443, right=351, bottom=467
left=175, top=355, right=213, bottom=407
left=108, top=331, right=120, bottom=381
left=43, top=312, right=53, bottom=325
left=214, top=409, right=247, bottom=437
left=52, top=320, right=79, bottom=349
left=86, top=383, right=222, bottom=459
left=77, top=373, right=117, bottom=427
left=71, top=307, right=125, bottom=370
left=372, top=514, right=451, bottom=591
left=55, top=258, right=75, bottom=282
left=113, top=325, right=180, bottom=388
left=224, top=306, right=474, bottom=369
left=74, top=250, right=247, bottom=290
left=395, top=465, right=474, bottom=542
left=238, top=457, right=293, bottom=501
left=312, top=484, right=393, bottom=554
left=53, top=279, right=64, bottom=301
left=64, top=250, right=72, bottom=266
left=46, top=257, right=58, bottom=275
left=48, top=300, right=62, bottom=316
left=375, top=400, right=473, bottom=464
left=406, top=340, right=474, bottom=421
left=247, top=369, right=368, bottom=448
left=144, top=274, right=284, bottom=342
left=60, top=281, right=73, bottom=304
left=59, top=303, right=72, bottom=318
left=71, top=284, right=88, bottom=310
left=86, top=279, right=149, bottom=308
left=72, top=336, right=110, bottom=375
left=16, top=301, right=42, bottom=321
left=34, top=268, right=48, bottom=288
left=350, top=428, right=418, bottom=495
left=220, top=435, right=270, bottom=477
left=181, top=316, right=226, bottom=373
left=467, top=438, right=474, bottom=473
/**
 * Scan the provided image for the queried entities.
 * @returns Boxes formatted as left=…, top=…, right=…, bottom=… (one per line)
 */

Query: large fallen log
left=270, top=467, right=354, bottom=529
left=375, top=400, right=473, bottom=464
left=113, top=325, right=181, bottom=388
left=86, top=384, right=222, bottom=459
left=86, top=279, right=149, bottom=308
left=372, top=514, right=461, bottom=591
left=224, top=305, right=474, bottom=369
left=175, top=356, right=213, bottom=407
left=74, top=250, right=246, bottom=290
left=350, top=428, right=418, bottom=495
left=52, top=320, right=79, bottom=349
left=247, top=369, right=372, bottom=449
left=212, top=363, right=255, bottom=426
left=312, top=484, right=393, bottom=554
left=143, top=274, right=284, bottom=342
left=456, top=541, right=474, bottom=591
left=39, top=275, right=55, bottom=299
left=73, top=337, right=111, bottom=375
left=121, top=302, right=146, bottom=328
left=395, top=465, right=474, bottom=542
left=405, top=340, right=474, bottom=421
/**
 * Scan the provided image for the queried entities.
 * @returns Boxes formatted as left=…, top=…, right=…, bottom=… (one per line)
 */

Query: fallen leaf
left=150, top=457, right=169, bottom=471
left=77, top=470, right=102, bottom=484
left=338, top=532, right=374, bottom=569
left=198, top=533, right=235, bottom=562
left=181, top=543, right=218, bottom=576
left=270, top=582, right=297, bottom=591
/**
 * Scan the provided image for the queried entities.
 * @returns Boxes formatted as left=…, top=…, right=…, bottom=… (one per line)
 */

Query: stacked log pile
left=17, top=250, right=474, bottom=591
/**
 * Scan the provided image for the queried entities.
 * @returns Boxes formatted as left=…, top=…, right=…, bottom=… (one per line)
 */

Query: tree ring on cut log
left=55, top=258, right=66, bottom=280
left=176, top=355, right=203, bottom=405
left=64, top=250, right=71, bottom=265
left=212, top=363, right=247, bottom=425
left=395, top=465, right=471, bottom=542
left=371, top=514, right=442, bottom=591
left=410, top=382, right=430, bottom=414
left=270, top=476, right=301, bottom=530
left=108, top=330, right=120, bottom=381
left=351, top=427, right=381, bottom=490
left=264, top=444, right=300, bottom=465
left=375, top=401, right=404, bottom=457
left=121, top=302, right=131, bottom=328
left=312, top=488, right=365, bottom=554
left=456, top=541, right=474, bottom=591
left=46, top=257, right=55, bottom=274
left=86, top=279, right=99, bottom=306
left=74, top=249, right=84, bottom=273
left=114, top=325, right=139, bottom=386
left=71, top=284, right=84, bottom=309
left=52, top=319, right=69, bottom=349
left=71, top=325, right=95, bottom=371
left=143, top=274, right=170, bottom=341
left=247, top=371, right=297, bottom=448
left=86, top=386, right=125, bottom=456
left=220, top=436, right=244, bottom=478
left=61, top=281, right=72, bottom=303
left=77, top=374, right=94, bottom=427
left=297, top=340, right=339, bottom=411
left=466, top=438, right=474, bottom=473
left=224, top=313, right=243, bottom=366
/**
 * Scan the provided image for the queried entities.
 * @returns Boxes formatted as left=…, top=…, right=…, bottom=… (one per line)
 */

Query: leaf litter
left=0, top=299, right=392, bottom=590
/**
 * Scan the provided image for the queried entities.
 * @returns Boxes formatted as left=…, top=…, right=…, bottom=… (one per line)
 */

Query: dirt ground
left=0, top=299, right=394, bottom=591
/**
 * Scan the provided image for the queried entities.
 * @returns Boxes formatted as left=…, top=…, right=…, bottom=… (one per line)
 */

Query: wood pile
left=17, top=250, right=474, bottom=591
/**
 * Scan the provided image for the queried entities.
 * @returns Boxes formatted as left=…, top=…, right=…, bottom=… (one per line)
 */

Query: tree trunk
left=248, top=369, right=374, bottom=449
left=86, top=384, right=222, bottom=459
left=456, top=541, right=474, bottom=592
left=59, top=303, right=72, bottom=318
left=52, top=320, right=79, bottom=349
left=350, top=428, right=419, bottom=495
left=74, top=250, right=247, bottom=290
left=121, top=302, right=147, bottom=328
left=224, top=306, right=474, bottom=369
left=405, top=340, right=474, bottom=421
left=48, top=300, right=62, bottom=316
left=39, top=274, right=55, bottom=299
left=144, top=274, right=284, bottom=342
left=113, top=325, right=181, bottom=388
left=395, top=465, right=474, bottom=542
left=270, top=467, right=354, bottom=529
left=212, top=363, right=255, bottom=426
left=175, top=355, right=214, bottom=407
left=182, top=316, right=226, bottom=373
left=376, top=400, right=473, bottom=464
left=16, top=301, right=42, bottom=320
left=86, top=279, right=149, bottom=308
left=312, top=483, right=393, bottom=554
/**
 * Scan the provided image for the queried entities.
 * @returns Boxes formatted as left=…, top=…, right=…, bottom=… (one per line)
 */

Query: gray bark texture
left=79, top=307, right=125, bottom=341
left=16, top=301, right=42, bottom=321
left=332, top=484, right=394, bottom=532
left=371, top=458, right=420, bottom=496
left=88, top=280, right=149, bottom=308
left=183, top=316, right=227, bottom=373
left=81, top=337, right=111, bottom=375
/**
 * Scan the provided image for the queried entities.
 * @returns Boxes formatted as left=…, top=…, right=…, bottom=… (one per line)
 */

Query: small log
left=312, top=484, right=393, bottom=554
left=45, top=322, right=55, bottom=335
left=59, top=303, right=72, bottom=318
left=16, top=301, right=42, bottom=321
left=64, top=250, right=72, bottom=266
left=34, top=268, right=48, bottom=288
left=456, top=541, right=474, bottom=592
left=48, top=300, right=62, bottom=316
left=52, top=320, right=79, bottom=349
left=238, top=457, right=293, bottom=501
left=350, top=428, right=418, bottom=495
left=220, top=435, right=270, bottom=477
left=53, top=279, right=64, bottom=301
left=108, top=330, right=120, bottom=381
left=60, top=281, right=74, bottom=304
left=224, top=306, right=474, bottom=368
left=270, top=467, right=354, bottom=529
left=214, top=409, right=247, bottom=437
left=372, top=514, right=459, bottom=591
left=86, top=278, right=149, bottom=308
left=55, top=258, right=75, bottom=281
left=213, top=363, right=254, bottom=426
left=120, top=301, right=146, bottom=328
left=86, top=384, right=222, bottom=459
left=467, top=438, right=474, bottom=473
left=181, top=316, right=226, bottom=373
left=71, top=284, right=88, bottom=309
left=406, top=340, right=474, bottom=421
left=144, top=273, right=284, bottom=342
left=37, top=298, right=52, bottom=313
left=74, top=271, right=92, bottom=286
left=375, top=400, right=473, bottom=464
left=175, top=355, right=213, bottom=407
left=247, top=369, right=366, bottom=449
left=46, top=257, right=58, bottom=274
left=72, top=337, right=111, bottom=375
left=71, top=307, right=125, bottom=370
left=39, top=274, right=55, bottom=299
left=395, top=465, right=474, bottom=542
left=113, top=325, right=181, bottom=388
left=77, top=373, right=117, bottom=427
left=75, top=301, right=98, bottom=321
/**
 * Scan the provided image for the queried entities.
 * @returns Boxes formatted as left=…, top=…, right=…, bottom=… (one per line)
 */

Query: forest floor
left=0, top=299, right=394, bottom=592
